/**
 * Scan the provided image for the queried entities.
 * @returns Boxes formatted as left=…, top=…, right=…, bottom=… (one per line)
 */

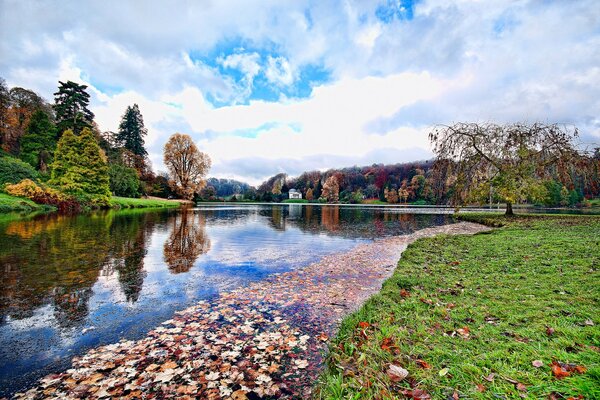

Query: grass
left=0, top=193, right=55, bottom=213
left=109, top=196, right=181, bottom=209
left=283, top=198, right=309, bottom=203
left=316, top=214, right=600, bottom=399
left=362, top=199, right=387, bottom=205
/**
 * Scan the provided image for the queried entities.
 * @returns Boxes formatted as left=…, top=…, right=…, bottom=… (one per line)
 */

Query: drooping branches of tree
left=429, top=122, right=586, bottom=215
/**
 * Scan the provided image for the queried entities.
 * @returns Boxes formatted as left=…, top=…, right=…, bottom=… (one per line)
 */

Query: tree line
left=0, top=77, right=211, bottom=208
left=238, top=123, right=599, bottom=213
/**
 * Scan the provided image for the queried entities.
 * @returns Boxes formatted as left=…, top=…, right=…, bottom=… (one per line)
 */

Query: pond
left=0, top=205, right=451, bottom=396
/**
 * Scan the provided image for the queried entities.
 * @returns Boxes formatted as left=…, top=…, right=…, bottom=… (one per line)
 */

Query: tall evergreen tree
left=116, top=104, right=148, bottom=157
left=53, top=81, right=94, bottom=135
left=20, top=110, right=57, bottom=172
left=50, top=128, right=110, bottom=203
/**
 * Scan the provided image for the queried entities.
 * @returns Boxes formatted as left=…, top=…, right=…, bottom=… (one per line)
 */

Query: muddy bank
left=14, top=222, right=489, bottom=400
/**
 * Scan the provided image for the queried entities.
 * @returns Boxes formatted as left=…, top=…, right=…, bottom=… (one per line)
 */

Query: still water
left=0, top=205, right=451, bottom=395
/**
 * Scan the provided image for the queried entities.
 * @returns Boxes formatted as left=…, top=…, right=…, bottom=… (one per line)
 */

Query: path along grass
left=316, top=214, right=599, bottom=399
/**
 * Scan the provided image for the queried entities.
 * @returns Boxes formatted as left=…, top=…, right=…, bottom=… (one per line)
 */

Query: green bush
left=0, top=155, right=39, bottom=186
left=109, top=164, right=140, bottom=197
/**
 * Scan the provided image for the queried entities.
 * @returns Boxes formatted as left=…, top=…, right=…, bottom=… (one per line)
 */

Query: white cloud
left=1, top=0, right=599, bottom=185
left=264, top=56, right=295, bottom=87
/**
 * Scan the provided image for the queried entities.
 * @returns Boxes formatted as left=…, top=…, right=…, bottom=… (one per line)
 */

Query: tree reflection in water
left=163, top=209, right=211, bottom=273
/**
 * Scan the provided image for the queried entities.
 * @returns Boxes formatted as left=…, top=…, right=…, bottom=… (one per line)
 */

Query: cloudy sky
left=1, top=0, right=599, bottom=185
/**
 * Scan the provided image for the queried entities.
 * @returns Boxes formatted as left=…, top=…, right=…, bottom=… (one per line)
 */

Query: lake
left=0, top=205, right=452, bottom=396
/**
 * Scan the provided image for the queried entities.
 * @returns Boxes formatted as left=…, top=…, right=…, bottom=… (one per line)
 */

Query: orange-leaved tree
left=163, top=133, right=211, bottom=200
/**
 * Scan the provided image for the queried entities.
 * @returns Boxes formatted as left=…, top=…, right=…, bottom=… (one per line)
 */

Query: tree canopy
left=163, top=133, right=211, bottom=200
left=53, top=81, right=94, bottom=135
left=429, top=122, right=582, bottom=215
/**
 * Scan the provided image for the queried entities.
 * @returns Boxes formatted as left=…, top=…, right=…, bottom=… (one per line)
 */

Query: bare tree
left=163, top=133, right=211, bottom=200
left=429, top=122, right=581, bottom=215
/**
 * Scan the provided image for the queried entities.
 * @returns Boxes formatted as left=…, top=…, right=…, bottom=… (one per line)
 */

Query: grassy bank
left=109, top=196, right=182, bottom=209
left=316, top=214, right=599, bottom=399
left=0, top=193, right=55, bottom=213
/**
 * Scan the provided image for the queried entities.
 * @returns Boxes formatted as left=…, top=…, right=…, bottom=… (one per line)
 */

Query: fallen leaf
left=476, top=384, right=486, bottom=392
left=550, top=361, right=571, bottom=379
left=546, top=327, right=555, bottom=336
left=415, top=359, right=431, bottom=369
left=532, top=360, right=544, bottom=368
left=457, top=327, right=470, bottom=339
left=452, top=390, right=460, bottom=399
left=400, top=389, right=431, bottom=399
left=231, top=389, right=248, bottom=400
left=439, top=368, right=449, bottom=377
left=573, top=365, right=587, bottom=374
left=516, top=383, right=527, bottom=391
left=387, top=364, right=409, bottom=382
left=358, top=321, right=370, bottom=329
left=400, top=289, right=410, bottom=298
left=484, top=373, right=495, bottom=382
left=584, top=319, right=594, bottom=326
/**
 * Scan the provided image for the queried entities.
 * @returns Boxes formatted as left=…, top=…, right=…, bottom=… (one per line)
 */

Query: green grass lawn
left=0, top=193, right=55, bottom=213
left=109, top=196, right=181, bottom=209
left=283, top=198, right=309, bottom=203
left=316, top=214, right=599, bottom=399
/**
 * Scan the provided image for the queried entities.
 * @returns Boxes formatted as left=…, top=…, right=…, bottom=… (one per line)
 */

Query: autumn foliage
left=163, top=133, right=211, bottom=200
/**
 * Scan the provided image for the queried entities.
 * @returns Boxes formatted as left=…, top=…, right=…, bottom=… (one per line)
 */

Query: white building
left=288, top=189, right=302, bottom=199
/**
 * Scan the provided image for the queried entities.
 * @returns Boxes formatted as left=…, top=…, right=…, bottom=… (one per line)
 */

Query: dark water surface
left=0, top=205, right=450, bottom=396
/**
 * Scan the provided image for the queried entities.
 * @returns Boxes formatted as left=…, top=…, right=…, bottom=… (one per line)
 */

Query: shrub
left=0, top=155, right=39, bottom=185
left=109, top=164, right=140, bottom=197
left=5, top=179, right=80, bottom=213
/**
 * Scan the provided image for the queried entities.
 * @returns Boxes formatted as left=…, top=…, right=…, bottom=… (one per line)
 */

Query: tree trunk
left=505, top=202, right=514, bottom=216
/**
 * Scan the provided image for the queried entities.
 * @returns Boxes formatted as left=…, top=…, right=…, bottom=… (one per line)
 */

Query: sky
left=1, top=0, right=599, bottom=186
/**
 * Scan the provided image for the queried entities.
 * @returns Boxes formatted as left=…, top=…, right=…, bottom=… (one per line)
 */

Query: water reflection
left=164, top=210, right=211, bottom=274
left=0, top=205, right=450, bottom=396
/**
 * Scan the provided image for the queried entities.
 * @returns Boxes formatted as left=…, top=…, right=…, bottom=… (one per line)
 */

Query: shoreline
left=13, top=222, right=489, bottom=399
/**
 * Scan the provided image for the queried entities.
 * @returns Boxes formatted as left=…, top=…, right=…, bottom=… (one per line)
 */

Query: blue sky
left=1, top=0, right=599, bottom=185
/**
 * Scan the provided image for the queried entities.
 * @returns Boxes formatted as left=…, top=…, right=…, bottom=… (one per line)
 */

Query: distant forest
left=200, top=156, right=600, bottom=207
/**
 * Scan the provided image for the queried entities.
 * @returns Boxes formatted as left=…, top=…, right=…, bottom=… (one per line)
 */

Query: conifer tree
left=50, top=128, right=110, bottom=203
left=116, top=104, right=148, bottom=158
left=20, top=110, right=57, bottom=172
left=53, top=81, right=94, bottom=135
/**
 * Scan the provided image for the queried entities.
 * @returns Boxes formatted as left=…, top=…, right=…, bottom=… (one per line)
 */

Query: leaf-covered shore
left=316, top=214, right=600, bottom=399
left=12, top=223, right=486, bottom=399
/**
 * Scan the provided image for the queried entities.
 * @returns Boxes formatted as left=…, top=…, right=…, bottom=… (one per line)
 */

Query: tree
left=384, top=187, right=399, bottom=203
left=0, top=78, right=9, bottom=149
left=305, top=187, right=314, bottom=201
left=116, top=104, right=148, bottom=159
left=163, top=133, right=211, bottom=200
left=321, top=175, right=340, bottom=203
left=20, top=110, right=57, bottom=172
left=1, top=85, right=50, bottom=154
left=109, top=164, right=140, bottom=197
left=53, top=81, right=94, bottom=135
left=50, top=128, right=111, bottom=203
left=429, top=122, right=581, bottom=215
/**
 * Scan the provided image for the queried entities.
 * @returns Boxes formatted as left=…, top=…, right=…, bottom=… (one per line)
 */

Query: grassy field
left=0, top=193, right=55, bottom=213
left=316, top=214, right=599, bottom=399
left=109, top=196, right=182, bottom=209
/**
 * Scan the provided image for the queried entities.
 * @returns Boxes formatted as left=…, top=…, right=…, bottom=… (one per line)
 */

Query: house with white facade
left=288, top=189, right=302, bottom=199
